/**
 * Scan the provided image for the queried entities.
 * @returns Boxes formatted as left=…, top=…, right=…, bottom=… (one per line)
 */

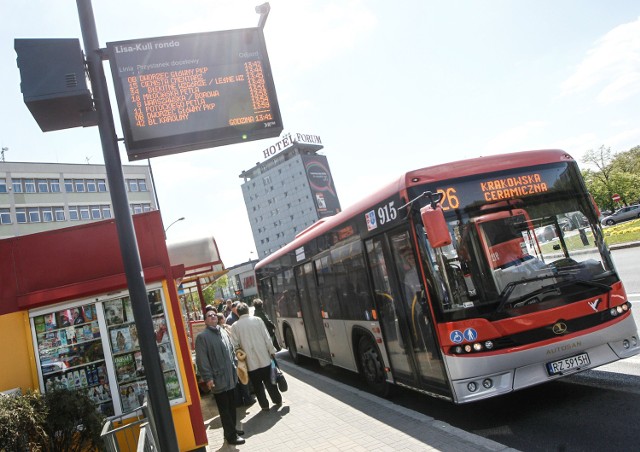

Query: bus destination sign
left=107, top=28, right=283, bottom=161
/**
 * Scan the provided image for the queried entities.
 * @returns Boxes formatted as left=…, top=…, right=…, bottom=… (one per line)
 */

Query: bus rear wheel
left=285, top=326, right=302, bottom=364
left=357, top=335, right=390, bottom=397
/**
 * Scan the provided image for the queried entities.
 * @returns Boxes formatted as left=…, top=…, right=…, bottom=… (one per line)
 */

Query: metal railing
left=101, top=394, right=159, bottom=452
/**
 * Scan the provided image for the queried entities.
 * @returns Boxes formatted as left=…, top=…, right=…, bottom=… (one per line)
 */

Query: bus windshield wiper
left=495, top=274, right=559, bottom=313
left=495, top=275, right=612, bottom=313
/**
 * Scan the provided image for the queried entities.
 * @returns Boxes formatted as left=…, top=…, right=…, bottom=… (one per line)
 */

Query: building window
left=37, top=179, right=49, bottom=193
left=12, top=180, right=22, bottom=193
left=102, top=205, right=112, bottom=218
left=68, top=206, right=79, bottom=221
left=97, top=179, right=107, bottom=192
left=127, top=179, right=139, bottom=192
left=79, top=206, right=90, bottom=220
left=50, top=179, right=61, bottom=193
left=42, top=208, right=54, bottom=222
left=64, top=179, right=74, bottom=192
left=28, top=208, right=41, bottom=223
left=25, top=179, right=36, bottom=193
left=74, top=179, right=86, bottom=193
left=55, top=207, right=65, bottom=221
left=0, top=179, right=7, bottom=193
left=91, top=206, right=101, bottom=219
left=138, top=180, right=148, bottom=191
left=86, top=179, right=97, bottom=192
left=16, top=208, right=27, bottom=223
left=0, top=208, right=11, bottom=224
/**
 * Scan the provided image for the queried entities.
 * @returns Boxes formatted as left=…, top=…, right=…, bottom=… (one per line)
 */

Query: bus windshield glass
left=412, top=161, right=617, bottom=322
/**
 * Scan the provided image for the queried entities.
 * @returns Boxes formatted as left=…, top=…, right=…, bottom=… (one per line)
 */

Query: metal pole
left=75, top=1, right=178, bottom=450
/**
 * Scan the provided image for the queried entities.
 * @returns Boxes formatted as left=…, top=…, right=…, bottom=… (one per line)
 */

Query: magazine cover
left=129, top=324, right=139, bottom=350
left=113, top=353, right=135, bottom=383
left=153, top=317, right=169, bottom=344
left=82, top=324, right=94, bottom=342
left=122, top=297, right=134, bottom=323
left=65, top=326, right=77, bottom=344
left=135, top=380, right=149, bottom=406
left=34, top=316, right=46, bottom=334
left=91, top=321, right=101, bottom=339
left=134, top=351, right=145, bottom=377
left=44, top=313, right=57, bottom=331
left=119, top=383, right=141, bottom=412
left=57, top=309, right=73, bottom=327
left=163, top=370, right=182, bottom=400
left=104, top=299, right=124, bottom=326
left=70, top=307, right=84, bottom=325
left=148, top=289, right=164, bottom=315
left=82, top=304, right=97, bottom=322
left=158, top=344, right=175, bottom=372
left=110, top=326, right=133, bottom=353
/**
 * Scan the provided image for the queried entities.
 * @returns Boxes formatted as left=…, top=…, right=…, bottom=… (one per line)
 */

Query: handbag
left=272, top=358, right=288, bottom=392
left=236, top=349, right=249, bottom=385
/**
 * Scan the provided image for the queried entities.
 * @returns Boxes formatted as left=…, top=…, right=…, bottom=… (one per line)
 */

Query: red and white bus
left=255, top=149, right=639, bottom=403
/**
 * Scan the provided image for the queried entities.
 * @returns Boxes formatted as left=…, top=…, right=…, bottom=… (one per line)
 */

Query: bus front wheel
left=357, top=335, right=390, bottom=397
left=285, top=326, right=302, bottom=364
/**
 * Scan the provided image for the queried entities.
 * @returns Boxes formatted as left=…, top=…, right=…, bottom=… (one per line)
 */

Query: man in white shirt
left=231, top=302, right=283, bottom=411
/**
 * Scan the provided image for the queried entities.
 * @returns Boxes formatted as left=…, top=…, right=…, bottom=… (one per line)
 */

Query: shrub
left=0, top=388, right=106, bottom=452
left=0, top=390, right=47, bottom=451
left=41, top=388, right=106, bottom=452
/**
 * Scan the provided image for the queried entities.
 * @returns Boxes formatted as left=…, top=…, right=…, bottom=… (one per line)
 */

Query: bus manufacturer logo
left=552, top=322, right=568, bottom=335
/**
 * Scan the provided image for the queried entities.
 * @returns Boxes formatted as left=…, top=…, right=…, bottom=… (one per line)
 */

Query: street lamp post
left=165, top=216, right=185, bottom=233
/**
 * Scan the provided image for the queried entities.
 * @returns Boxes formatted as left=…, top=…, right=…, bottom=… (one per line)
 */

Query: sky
left=2, top=1, right=640, bottom=267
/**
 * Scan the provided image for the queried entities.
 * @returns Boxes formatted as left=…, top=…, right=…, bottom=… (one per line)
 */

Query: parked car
left=600, top=204, right=640, bottom=226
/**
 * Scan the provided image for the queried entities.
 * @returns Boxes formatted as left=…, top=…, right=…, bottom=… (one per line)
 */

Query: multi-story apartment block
left=0, top=161, right=157, bottom=238
left=240, top=133, right=341, bottom=258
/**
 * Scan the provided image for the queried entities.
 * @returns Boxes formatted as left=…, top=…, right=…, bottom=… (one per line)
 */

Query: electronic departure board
left=107, top=28, right=283, bottom=161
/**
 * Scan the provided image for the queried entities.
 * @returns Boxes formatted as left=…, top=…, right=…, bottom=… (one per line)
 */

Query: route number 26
left=378, top=201, right=397, bottom=225
left=437, top=188, right=460, bottom=210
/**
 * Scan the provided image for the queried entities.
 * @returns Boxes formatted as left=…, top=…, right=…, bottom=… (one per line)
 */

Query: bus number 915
left=378, top=201, right=397, bottom=225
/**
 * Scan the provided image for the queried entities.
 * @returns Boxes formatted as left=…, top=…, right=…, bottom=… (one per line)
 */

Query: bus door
left=295, top=262, right=331, bottom=361
left=365, top=229, right=447, bottom=389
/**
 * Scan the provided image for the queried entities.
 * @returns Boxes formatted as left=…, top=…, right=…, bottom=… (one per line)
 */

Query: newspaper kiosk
left=0, top=210, right=208, bottom=451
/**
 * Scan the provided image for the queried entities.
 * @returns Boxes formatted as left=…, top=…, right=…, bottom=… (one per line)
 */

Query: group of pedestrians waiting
left=195, top=299, right=282, bottom=446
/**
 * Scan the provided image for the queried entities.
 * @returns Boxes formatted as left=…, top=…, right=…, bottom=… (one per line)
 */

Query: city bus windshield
left=412, top=161, right=618, bottom=322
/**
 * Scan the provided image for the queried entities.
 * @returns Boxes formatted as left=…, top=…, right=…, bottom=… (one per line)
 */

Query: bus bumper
left=447, top=314, right=640, bottom=404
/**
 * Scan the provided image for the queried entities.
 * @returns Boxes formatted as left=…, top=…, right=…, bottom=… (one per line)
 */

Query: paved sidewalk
left=200, top=358, right=518, bottom=452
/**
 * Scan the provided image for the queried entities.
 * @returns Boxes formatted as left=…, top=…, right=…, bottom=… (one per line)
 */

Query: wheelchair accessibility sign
left=450, top=328, right=478, bottom=343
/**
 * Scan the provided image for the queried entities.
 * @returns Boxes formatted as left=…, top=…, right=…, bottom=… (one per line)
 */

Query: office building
left=240, top=133, right=341, bottom=258
left=0, top=161, right=157, bottom=238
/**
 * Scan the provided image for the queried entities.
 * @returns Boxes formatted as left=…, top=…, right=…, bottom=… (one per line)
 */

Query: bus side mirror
left=420, top=205, right=452, bottom=248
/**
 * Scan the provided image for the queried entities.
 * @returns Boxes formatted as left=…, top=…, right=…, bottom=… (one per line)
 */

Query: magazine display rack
left=34, top=303, right=114, bottom=416
left=105, top=288, right=182, bottom=413
left=31, top=287, right=183, bottom=416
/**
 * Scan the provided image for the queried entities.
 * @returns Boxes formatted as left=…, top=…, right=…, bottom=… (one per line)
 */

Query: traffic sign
left=612, top=194, right=621, bottom=202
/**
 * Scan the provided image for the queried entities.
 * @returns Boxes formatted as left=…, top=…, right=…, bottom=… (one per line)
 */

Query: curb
left=278, top=359, right=518, bottom=452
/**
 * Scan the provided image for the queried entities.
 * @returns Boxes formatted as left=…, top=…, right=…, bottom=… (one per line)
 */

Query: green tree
left=582, top=145, right=640, bottom=210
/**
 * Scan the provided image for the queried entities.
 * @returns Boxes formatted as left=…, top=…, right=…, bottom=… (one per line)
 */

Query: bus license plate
left=546, top=353, right=590, bottom=375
